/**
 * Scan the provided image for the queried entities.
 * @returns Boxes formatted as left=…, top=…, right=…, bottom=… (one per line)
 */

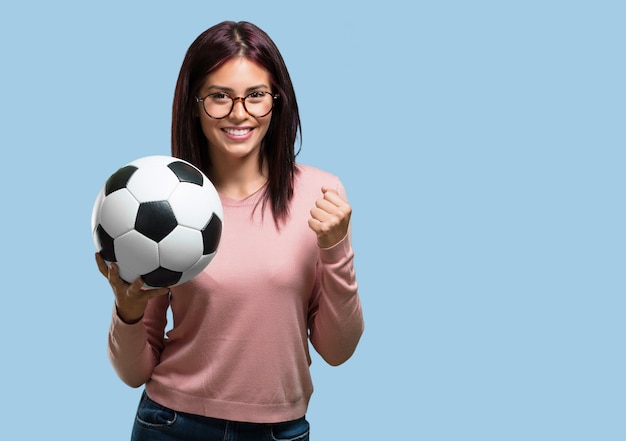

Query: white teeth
left=224, top=128, right=251, bottom=136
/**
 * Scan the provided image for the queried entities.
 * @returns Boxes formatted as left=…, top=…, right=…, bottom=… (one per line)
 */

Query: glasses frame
left=195, top=91, right=280, bottom=119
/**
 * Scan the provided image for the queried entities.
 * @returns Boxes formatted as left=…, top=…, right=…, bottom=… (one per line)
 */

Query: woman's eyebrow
left=205, top=84, right=271, bottom=93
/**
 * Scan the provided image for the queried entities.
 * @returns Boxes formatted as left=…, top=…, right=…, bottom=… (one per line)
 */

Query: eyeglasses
left=195, top=91, right=280, bottom=119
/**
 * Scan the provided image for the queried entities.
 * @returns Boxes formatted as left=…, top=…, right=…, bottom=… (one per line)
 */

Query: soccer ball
left=91, top=155, right=223, bottom=288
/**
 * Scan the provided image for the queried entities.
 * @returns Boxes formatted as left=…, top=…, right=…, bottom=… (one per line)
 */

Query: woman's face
left=196, top=57, right=274, bottom=166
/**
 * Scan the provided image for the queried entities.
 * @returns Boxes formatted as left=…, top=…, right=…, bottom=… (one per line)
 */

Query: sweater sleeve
left=107, top=293, right=169, bottom=387
left=307, top=181, right=364, bottom=366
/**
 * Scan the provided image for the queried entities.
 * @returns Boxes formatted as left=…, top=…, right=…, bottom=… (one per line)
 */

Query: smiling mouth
left=223, top=128, right=252, bottom=136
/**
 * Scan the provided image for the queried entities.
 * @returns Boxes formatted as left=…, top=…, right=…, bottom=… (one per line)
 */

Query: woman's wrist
left=115, top=303, right=144, bottom=325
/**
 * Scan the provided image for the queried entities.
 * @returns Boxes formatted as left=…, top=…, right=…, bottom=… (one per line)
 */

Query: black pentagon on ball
left=168, top=161, right=204, bottom=186
left=96, top=224, right=117, bottom=262
left=202, top=214, right=223, bottom=255
left=135, top=200, right=178, bottom=242
left=105, top=165, right=138, bottom=196
left=142, top=267, right=183, bottom=288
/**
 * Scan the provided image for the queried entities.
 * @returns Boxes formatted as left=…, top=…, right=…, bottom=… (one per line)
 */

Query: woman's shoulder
left=293, top=163, right=348, bottom=202
left=295, top=163, right=341, bottom=188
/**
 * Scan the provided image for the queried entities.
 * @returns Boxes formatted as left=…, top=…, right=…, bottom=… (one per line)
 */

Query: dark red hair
left=171, top=21, right=301, bottom=225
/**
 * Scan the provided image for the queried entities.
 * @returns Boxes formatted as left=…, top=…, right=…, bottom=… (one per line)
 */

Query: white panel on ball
left=126, top=165, right=180, bottom=202
left=159, top=226, right=204, bottom=271
left=114, top=231, right=160, bottom=282
left=169, top=183, right=223, bottom=229
left=99, top=189, right=140, bottom=238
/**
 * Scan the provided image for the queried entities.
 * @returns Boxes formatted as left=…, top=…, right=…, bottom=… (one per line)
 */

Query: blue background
left=1, top=1, right=624, bottom=439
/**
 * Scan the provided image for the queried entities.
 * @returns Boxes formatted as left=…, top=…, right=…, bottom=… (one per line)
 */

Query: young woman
left=96, top=20, right=364, bottom=441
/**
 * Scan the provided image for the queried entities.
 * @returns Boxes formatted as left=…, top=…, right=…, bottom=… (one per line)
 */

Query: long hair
left=171, top=21, right=301, bottom=225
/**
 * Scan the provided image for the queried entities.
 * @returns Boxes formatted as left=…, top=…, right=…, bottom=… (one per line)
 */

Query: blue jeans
left=131, top=391, right=310, bottom=441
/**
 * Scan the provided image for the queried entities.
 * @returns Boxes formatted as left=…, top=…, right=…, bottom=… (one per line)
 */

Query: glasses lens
left=244, top=92, right=275, bottom=117
left=204, top=93, right=232, bottom=119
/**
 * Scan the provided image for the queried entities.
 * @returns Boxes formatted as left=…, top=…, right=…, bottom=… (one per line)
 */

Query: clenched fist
left=308, top=186, right=352, bottom=249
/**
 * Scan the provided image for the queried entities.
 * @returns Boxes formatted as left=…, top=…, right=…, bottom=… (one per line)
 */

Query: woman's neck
left=208, top=156, right=268, bottom=201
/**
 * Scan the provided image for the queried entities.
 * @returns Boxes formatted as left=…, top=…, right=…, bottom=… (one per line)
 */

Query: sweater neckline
left=218, top=185, right=265, bottom=207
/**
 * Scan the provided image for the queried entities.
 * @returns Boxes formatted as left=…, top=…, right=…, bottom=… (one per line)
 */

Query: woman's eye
left=210, top=93, right=230, bottom=101
left=248, top=91, right=265, bottom=99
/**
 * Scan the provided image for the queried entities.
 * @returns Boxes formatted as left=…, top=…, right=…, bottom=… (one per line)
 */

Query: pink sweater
left=108, top=164, right=364, bottom=423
